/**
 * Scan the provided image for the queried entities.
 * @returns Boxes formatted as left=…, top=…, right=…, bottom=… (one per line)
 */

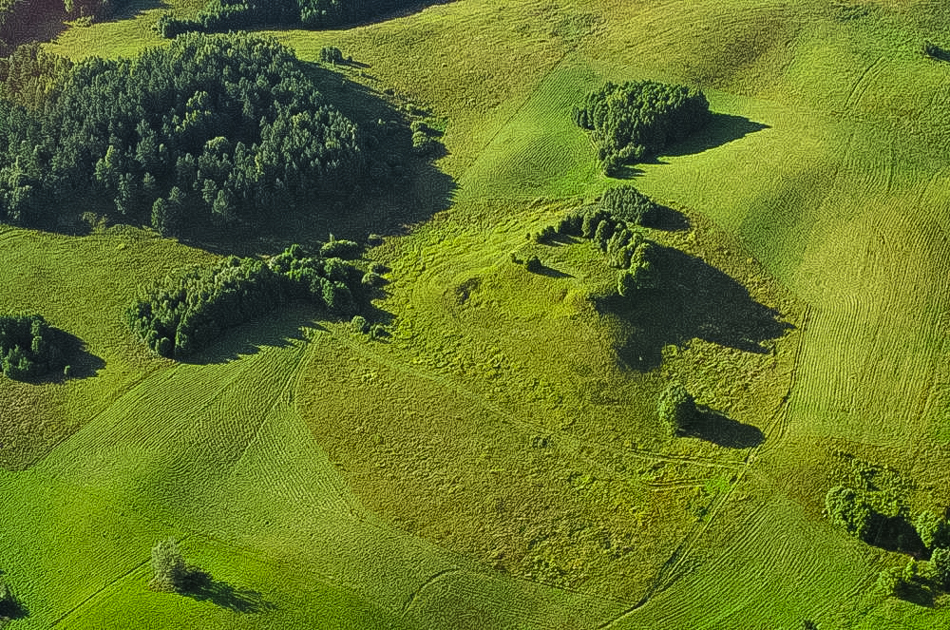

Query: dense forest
left=127, top=244, right=368, bottom=358
left=0, top=33, right=386, bottom=234
left=156, top=0, right=422, bottom=37
left=0, top=313, right=67, bottom=380
left=573, top=81, right=711, bottom=175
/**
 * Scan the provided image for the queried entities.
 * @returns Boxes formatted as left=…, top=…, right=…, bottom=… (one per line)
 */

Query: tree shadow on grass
left=897, top=580, right=936, bottom=608
left=181, top=570, right=275, bottom=614
left=870, top=516, right=927, bottom=558
left=645, top=204, right=690, bottom=232
left=659, top=113, right=770, bottom=158
left=179, top=304, right=324, bottom=365
left=685, top=407, right=764, bottom=448
left=0, top=577, right=28, bottom=623
left=605, top=114, right=769, bottom=180
left=596, top=245, right=793, bottom=371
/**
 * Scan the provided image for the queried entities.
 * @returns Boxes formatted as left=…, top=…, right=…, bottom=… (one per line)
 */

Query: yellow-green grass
left=1, top=318, right=625, bottom=628
left=46, top=0, right=206, bottom=60
left=12, top=0, right=950, bottom=627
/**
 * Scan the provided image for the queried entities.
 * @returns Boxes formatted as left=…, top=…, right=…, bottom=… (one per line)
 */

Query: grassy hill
left=1, top=0, right=950, bottom=628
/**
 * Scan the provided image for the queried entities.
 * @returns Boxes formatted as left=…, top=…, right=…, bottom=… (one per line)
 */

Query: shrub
left=600, top=185, right=661, bottom=226
left=149, top=538, right=186, bottom=592
left=825, top=486, right=880, bottom=542
left=658, top=382, right=696, bottom=436
left=361, top=271, right=385, bottom=288
left=319, top=45, right=344, bottom=64
left=412, top=132, right=439, bottom=156
left=873, top=567, right=903, bottom=597
left=320, top=238, right=361, bottom=260
left=932, top=547, right=950, bottom=588
left=410, top=120, right=431, bottom=134
left=524, top=255, right=543, bottom=273
left=351, top=315, right=369, bottom=334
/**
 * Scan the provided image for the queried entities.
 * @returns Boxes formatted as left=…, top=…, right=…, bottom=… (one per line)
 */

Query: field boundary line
left=401, top=568, right=463, bottom=614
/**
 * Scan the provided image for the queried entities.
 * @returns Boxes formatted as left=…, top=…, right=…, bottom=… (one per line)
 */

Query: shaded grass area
left=598, top=245, right=793, bottom=371
left=688, top=407, right=765, bottom=449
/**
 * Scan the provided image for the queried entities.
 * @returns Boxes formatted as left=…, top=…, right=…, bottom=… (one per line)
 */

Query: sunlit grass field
left=0, top=0, right=948, bottom=627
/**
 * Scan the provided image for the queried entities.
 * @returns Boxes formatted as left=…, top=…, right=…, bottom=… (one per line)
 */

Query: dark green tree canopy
left=156, top=0, right=425, bottom=38
left=658, top=382, right=696, bottom=436
left=0, top=313, right=66, bottom=380
left=573, top=80, right=710, bottom=175
left=127, top=244, right=364, bottom=359
left=0, top=33, right=371, bottom=232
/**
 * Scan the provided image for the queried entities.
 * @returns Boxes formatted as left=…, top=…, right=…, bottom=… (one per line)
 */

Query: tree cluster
left=0, top=33, right=371, bottom=234
left=553, top=189, right=661, bottom=295
left=825, top=460, right=950, bottom=599
left=573, top=80, right=711, bottom=175
left=126, top=244, right=363, bottom=359
left=156, top=0, right=419, bottom=38
left=0, top=313, right=66, bottom=380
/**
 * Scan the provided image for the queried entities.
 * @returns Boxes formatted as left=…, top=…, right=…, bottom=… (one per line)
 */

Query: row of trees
left=0, top=33, right=375, bottom=234
left=156, top=0, right=419, bottom=38
left=573, top=80, right=711, bottom=175
left=0, top=313, right=67, bottom=380
left=127, top=244, right=365, bottom=359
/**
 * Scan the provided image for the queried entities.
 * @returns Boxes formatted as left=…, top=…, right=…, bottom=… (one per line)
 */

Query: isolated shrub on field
left=524, top=255, right=543, bottom=273
left=149, top=538, right=187, bottom=592
left=657, top=382, right=696, bottom=436
left=351, top=315, right=369, bottom=334
left=319, top=45, right=344, bottom=64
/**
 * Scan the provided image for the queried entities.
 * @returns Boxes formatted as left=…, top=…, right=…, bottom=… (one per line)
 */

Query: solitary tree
left=149, top=538, right=186, bottom=592
left=658, top=382, right=696, bottom=436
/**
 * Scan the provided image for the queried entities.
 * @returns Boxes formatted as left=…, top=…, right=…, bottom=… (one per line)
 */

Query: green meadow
left=0, top=0, right=949, bottom=628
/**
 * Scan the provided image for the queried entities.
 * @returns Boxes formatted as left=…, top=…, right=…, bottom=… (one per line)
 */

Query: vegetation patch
left=0, top=33, right=390, bottom=234
left=127, top=244, right=365, bottom=358
left=0, top=313, right=69, bottom=380
left=156, top=0, right=435, bottom=38
left=573, top=80, right=711, bottom=175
